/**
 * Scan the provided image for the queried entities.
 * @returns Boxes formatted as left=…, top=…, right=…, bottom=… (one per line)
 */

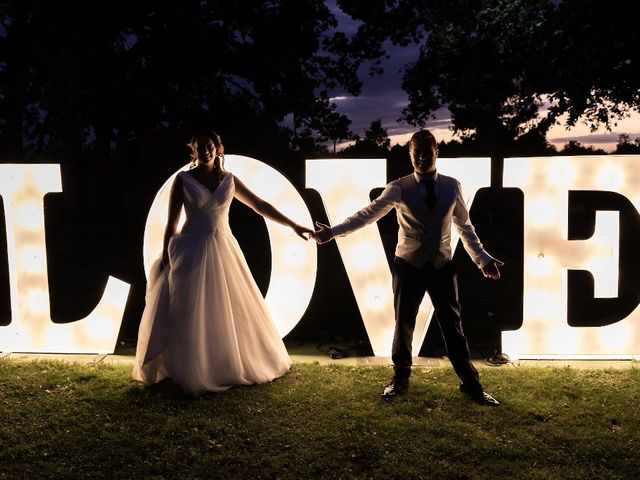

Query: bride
left=133, top=129, right=313, bottom=395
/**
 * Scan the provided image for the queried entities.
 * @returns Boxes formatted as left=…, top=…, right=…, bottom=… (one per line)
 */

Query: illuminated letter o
left=143, top=154, right=317, bottom=337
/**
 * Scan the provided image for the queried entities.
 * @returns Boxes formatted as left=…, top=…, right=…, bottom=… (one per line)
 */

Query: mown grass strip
left=0, top=359, right=639, bottom=479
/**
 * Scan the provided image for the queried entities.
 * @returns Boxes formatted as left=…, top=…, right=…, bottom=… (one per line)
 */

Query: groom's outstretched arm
left=314, top=183, right=400, bottom=244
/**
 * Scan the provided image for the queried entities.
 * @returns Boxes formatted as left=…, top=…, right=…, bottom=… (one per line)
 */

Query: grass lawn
left=0, top=359, right=639, bottom=479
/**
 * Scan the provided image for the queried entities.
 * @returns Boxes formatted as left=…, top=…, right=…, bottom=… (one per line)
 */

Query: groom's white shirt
left=330, top=171, right=493, bottom=270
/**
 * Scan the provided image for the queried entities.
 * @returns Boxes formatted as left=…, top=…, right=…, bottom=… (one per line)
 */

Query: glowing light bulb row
left=2, top=155, right=640, bottom=359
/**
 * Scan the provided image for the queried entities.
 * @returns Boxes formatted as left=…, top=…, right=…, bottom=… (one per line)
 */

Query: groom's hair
left=410, top=129, right=437, bottom=148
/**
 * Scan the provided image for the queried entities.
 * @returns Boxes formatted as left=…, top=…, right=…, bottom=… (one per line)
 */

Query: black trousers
left=391, top=257, right=481, bottom=391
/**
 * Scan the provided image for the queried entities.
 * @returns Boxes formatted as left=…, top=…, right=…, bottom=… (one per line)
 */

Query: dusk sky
left=327, top=1, right=640, bottom=152
left=2, top=3, right=637, bottom=153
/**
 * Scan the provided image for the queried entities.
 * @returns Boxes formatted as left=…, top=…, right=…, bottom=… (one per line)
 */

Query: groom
left=314, top=129, right=503, bottom=406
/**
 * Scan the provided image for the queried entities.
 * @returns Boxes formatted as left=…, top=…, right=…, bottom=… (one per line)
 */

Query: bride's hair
left=188, top=129, right=226, bottom=180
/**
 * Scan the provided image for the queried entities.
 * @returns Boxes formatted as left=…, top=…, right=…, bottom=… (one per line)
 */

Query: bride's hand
left=293, top=224, right=315, bottom=241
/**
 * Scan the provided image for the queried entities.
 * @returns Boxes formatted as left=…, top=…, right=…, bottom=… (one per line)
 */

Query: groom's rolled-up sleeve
left=330, top=183, right=400, bottom=237
left=451, top=180, right=494, bottom=269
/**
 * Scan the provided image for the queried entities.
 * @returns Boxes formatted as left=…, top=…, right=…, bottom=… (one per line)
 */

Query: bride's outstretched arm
left=233, top=176, right=313, bottom=240
left=162, top=176, right=184, bottom=266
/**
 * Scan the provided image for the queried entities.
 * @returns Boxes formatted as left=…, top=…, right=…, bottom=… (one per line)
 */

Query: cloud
left=551, top=133, right=639, bottom=145
left=328, top=1, right=640, bottom=152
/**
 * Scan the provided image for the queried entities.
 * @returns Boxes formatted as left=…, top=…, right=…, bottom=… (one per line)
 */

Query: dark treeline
left=339, top=119, right=640, bottom=161
left=2, top=1, right=639, bottom=195
left=339, top=0, right=640, bottom=185
left=0, top=1, right=373, bottom=206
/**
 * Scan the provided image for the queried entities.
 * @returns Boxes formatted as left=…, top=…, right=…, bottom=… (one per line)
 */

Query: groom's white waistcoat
left=330, top=172, right=492, bottom=270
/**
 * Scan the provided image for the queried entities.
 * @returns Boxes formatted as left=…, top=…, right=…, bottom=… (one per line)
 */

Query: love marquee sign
left=1, top=155, right=639, bottom=359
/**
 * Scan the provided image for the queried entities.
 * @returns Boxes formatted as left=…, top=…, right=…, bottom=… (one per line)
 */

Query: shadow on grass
left=1, top=359, right=639, bottom=479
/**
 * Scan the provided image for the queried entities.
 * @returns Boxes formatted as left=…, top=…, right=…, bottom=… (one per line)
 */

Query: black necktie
left=424, top=178, right=437, bottom=210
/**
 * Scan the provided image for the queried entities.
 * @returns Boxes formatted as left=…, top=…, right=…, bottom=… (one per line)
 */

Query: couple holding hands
left=134, top=129, right=502, bottom=406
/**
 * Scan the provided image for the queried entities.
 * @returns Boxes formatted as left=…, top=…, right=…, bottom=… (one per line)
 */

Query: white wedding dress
left=133, top=171, right=291, bottom=395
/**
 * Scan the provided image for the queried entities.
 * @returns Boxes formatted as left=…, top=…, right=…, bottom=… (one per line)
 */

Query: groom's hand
left=481, top=258, right=504, bottom=280
left=314, top=221, right=334, bottom=244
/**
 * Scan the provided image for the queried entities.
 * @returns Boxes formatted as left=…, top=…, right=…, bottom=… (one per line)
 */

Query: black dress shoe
left=459, top=382, right=500, bottom=406
left=471, top=391, right=500, bottom=406
left=381, top=377, right=409, bottom=400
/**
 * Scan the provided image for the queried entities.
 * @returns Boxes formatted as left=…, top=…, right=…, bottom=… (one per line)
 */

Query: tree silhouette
left=363, top=119, right=391, bottom=150
left=319, top=111, right=352, bottom=155
left=614, top=134, right=640, bottom=154
left=533, top=0, right=640, bottom=131
left=339, top=0, right=556, bottom=184
left=338, top=0, right=640, bottom=183
left=339, top=119, right=391, bottom=157
left=558, top=140, right=606, bottom=156
left=0, top=0, right=371, bottom=169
